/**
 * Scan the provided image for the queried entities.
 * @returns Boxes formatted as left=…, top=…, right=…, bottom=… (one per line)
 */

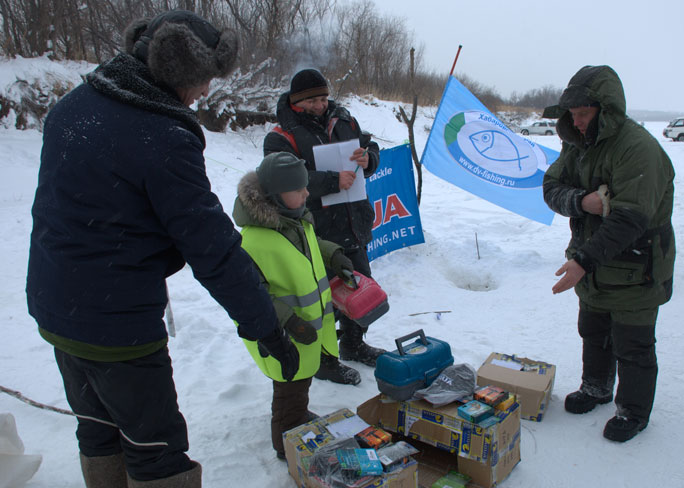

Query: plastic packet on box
left=376, top=441, right=419, bottom=472
left=308, top=437, right=381, bottom=488
left=413, top=363, right=477, bottom=406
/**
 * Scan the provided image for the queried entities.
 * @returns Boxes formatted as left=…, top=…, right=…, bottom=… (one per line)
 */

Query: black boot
left=603, top=416, right=647, bottom=442
left=314, top=353, right=360, bottom=385
left=565, top=390, right=613, bottom=414
left=339, top=320, right=386, bottom=367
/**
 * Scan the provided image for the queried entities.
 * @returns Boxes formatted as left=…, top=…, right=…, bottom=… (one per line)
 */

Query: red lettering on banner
left=371, top=194, right=411, bottom=230
left=372, top=200, right=383, bottom=229
left=383, top=194, right=410, bottom=223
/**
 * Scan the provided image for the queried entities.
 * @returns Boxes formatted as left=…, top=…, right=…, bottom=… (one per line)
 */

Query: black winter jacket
left=26, top=53, right=279, bottom=351
left=263, top=93, right=378, bottom=249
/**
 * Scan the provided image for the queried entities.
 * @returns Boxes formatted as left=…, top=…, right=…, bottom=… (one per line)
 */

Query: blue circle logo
left=444, top=111, right=549, bottom=188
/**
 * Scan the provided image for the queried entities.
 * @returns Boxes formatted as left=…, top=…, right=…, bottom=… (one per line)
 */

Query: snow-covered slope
left=1, top=60, right=683, bottom=488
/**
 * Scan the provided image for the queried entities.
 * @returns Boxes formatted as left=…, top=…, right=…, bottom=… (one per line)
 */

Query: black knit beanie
left=123, top=10, right=238, bottom=89
left=289, top=69, right=329, bottom=104
left=256, top=152, right=309, bottom=196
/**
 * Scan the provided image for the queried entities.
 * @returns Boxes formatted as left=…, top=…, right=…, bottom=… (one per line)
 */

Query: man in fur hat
left=26, top=10, right=299, bottom=487
left=263, top=69, right=386, bottom=386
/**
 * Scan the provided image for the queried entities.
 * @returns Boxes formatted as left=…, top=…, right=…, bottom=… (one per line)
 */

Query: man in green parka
left=543, top=65, right=675, bottom=442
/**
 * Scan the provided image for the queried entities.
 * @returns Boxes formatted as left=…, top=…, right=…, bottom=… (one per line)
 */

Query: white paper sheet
left=491, top=358, right=523, bottom=370
left=312, top=140, right=367, bottom=206
left=325, top=415, right=369, bottom=439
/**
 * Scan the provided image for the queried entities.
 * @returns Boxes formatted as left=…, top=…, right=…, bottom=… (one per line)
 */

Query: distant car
left=520, top=121, right=557, bottom=136
left=663, top=117, right=684, bottom=141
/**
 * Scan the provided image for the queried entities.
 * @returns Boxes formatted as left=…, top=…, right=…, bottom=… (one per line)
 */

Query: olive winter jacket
left=543, top=65, right=675, bottom=310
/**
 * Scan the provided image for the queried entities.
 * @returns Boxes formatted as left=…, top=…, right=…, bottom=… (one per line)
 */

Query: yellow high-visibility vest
left=238, top=221, right=338, bottom=381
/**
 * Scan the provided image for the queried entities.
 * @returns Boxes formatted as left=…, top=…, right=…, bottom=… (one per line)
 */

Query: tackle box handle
left=395, top=329, right=428, bottom=356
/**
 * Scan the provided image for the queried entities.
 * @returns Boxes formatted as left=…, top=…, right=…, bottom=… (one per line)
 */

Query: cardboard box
left=357, top=395, right=521, bottom=488
left=283, top=408, right=418, bottom=488
left=476, top=352, right=556, bottom=422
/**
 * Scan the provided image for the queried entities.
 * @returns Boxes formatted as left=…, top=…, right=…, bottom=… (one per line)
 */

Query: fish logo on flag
left=421, top=77, right=558, bottom=225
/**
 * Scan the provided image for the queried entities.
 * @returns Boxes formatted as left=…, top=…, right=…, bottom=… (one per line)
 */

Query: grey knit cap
left=256, top=153, right=308, bottom=196
left=123, top=10, right=238, bottom=89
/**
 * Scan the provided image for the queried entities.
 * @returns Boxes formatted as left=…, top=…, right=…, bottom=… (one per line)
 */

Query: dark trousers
left=578, top=302, right=659, bottom=422
left=54, top=347, right=194, bottom=481
left=271, top=377, right=312, bottom=455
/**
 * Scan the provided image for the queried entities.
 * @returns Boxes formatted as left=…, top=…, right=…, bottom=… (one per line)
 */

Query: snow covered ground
left=1, top=60, right=683, bottom=487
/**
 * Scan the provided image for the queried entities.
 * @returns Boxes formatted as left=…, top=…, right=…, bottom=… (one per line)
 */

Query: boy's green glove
left=330, top=249, right=353, bottom=278
left=284, top=314, right=317, bottom=345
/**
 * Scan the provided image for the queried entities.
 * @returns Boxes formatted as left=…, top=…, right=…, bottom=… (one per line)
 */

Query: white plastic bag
left=0, top=413, right=42, bottom=488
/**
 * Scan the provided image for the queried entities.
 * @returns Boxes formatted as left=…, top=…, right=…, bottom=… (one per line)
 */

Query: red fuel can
left=329, top=271, right=389, bottom=328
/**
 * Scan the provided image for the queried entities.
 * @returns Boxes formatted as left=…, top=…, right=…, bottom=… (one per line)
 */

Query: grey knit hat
left=124, top=10, right=238, bottom=89
left=256, top=153, right=308, bottom=196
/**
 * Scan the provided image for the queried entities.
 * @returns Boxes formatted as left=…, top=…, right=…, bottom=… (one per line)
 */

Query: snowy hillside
left=1, top=59, right=683, bottom=488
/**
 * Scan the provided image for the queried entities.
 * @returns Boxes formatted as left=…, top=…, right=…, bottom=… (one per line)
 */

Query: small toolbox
left=330, top=270, right=389, bottom=328
left=374, top=329, right=454, bottom=401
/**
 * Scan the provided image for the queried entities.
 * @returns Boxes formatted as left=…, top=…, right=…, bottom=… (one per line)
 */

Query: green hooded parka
left=543, top=65, right=675, bottom=310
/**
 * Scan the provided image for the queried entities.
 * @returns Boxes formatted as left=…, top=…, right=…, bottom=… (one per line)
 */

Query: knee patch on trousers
left=612, top=323, right=657, bottom=367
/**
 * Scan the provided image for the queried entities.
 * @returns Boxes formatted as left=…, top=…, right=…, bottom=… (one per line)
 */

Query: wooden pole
left=449, top=45, right=463, bottom=77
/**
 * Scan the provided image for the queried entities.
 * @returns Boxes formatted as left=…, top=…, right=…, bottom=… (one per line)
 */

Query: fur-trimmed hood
left=233, top=171, right=313, bottom=230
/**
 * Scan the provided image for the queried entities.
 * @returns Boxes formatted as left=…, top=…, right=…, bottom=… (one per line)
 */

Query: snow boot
left=314, top=354, right=360, bottom=385
left=80, top=452, right=127, bottom=488
left=564, top=390, right=613, bottom=414
left=603, top=416, right=647, bottom=442
left=127, top=461, right=201, bottom=487
left=338, top=321, right=386, bottom=367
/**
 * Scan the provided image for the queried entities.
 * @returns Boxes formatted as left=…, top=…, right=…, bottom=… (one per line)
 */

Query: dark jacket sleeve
left=264, top=130, right=339, bottom=200
left=543, top=152, right=587, bottom=218
left=147, top=132, right=279, bottom=340
left=359, top=128, right=379, bottom=177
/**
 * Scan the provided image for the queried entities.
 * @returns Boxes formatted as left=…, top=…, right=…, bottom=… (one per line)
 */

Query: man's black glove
left=257, top=327, right=300, bottom=381
left=284, top=314, right=317, bottom=345
left=330, top=249, right=353, bottom=279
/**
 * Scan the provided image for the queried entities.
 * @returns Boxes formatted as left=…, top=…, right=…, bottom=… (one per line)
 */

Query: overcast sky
left=373, top=0, right=684, bottom=113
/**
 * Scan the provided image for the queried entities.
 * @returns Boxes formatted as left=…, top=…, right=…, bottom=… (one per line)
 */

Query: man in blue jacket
left=26, top=10, right=298, bottom=487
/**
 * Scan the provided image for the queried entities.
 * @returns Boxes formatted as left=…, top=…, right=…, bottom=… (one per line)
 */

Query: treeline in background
left=0, top=0, right=563, bottom=131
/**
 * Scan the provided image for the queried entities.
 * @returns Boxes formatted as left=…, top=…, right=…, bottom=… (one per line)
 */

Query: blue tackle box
left=374, top=329, right=454, bottom=401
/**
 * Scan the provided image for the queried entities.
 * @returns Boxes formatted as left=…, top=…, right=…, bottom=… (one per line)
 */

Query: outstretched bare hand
left=553, top=259, right=586, bottom=294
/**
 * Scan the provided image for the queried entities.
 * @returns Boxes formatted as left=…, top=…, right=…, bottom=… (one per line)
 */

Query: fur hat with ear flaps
left=123, top=10, right=238, bottom=90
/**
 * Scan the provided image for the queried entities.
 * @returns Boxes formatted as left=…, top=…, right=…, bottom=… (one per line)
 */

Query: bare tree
left=398, top=48, right=422, bottom=205
left=330, top=0, right=415, bottom=100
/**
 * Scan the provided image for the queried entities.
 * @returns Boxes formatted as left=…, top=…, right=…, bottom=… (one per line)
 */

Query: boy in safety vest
left=232, top=152, right=355, bottom=459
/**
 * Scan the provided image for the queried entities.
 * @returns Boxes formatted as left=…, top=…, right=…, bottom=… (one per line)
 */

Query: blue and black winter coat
left=26, top=54, right=279, bottom=357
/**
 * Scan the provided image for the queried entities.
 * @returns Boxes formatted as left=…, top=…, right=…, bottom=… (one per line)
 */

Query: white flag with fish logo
left=421, top=76, right=557, bottom=225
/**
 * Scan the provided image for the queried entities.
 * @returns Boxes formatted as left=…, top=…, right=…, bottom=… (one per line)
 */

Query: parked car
left=520, top=120, right=557, bottom=136
left=663, top=117, right=684, bottom=141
